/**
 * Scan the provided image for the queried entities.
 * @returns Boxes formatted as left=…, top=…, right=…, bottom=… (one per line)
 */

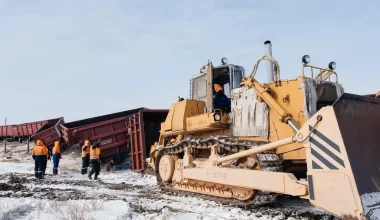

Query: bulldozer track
left=154, top=135, right=283, bottom=208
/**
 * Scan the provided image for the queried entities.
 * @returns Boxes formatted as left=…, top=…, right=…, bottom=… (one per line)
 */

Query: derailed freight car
left=363, top=93, right=376, bottom=98
left=60, top=108, right=168, bottom=169
left=31, top=117, right=65, bottom=149
left=0, top=117, right=63, bottom=142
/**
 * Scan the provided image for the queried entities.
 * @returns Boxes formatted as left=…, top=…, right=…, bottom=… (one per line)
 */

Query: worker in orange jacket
left=88, top=141, right=101, bottom=180
left=376, top=91, right=380, bottom=98
left=32, top=140, right=48, bottom=179
left=81, top=140, right=91, bottom=175
left=52, top=141, right=62, bottom=175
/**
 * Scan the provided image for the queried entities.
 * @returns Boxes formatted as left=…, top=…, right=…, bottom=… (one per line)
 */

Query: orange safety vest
left=52, top=143, right=61, bottom=154
left=32, top=145, right=48, bottom=156
left=82, top=145, right=91, bottom=157
left=90, top=147, right=101, bottom=160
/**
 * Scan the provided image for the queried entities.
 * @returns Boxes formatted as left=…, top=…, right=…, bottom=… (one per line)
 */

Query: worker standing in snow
left=52, top=141, right=62, bottom=175
left=88, top=141, right=101, bottom=180
left=81, top=140, right=91, bottom=175
left=32, top=140, right=48, bottom=179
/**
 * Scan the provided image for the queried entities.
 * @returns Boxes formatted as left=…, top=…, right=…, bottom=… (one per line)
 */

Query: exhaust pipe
left=264, top=40, right=274, bottom=82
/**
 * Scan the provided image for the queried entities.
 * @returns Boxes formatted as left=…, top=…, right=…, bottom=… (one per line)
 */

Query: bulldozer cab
left=190, top=58, right=245, bottom=113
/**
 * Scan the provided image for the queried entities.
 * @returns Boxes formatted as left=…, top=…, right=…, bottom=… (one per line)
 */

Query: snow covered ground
left=0, top=143, right=336, bottom=220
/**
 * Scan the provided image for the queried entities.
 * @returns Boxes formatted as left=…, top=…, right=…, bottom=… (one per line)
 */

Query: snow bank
left=0, top=161, right=35, bottom=175
left=0, top=198, right=245, bottom=220
left=100, top=171, right=157, bottom=186
left=0, top=142, right=33, bottom=163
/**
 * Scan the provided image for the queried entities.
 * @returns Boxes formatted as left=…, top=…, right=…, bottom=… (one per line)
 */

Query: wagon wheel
left=100, top=163, right=108, bottom=172
left=101, top=162, right=113, bottom=172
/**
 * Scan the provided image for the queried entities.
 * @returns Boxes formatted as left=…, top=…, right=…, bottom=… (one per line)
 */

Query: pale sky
left=1, top=0, right=379, bottom=124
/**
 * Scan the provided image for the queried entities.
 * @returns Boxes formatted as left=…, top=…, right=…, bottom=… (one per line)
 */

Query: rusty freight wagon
left=0, top=117, right=63, bottom=142
left=60, top=108, right=168, bottom=170
left=31, top=117, right=65, bottom=148
left=363, top=93, right=376, bottom=98
left=0, top=126, right=13, bottom=141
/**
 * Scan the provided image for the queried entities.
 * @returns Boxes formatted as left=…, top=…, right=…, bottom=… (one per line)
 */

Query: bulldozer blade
left=298, top=93, right=380, bottom=219
left=334, top=94, right=380, bottom=220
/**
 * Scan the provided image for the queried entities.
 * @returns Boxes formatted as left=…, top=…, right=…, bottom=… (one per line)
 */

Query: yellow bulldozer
left=146, top=41, right=380, bottom=219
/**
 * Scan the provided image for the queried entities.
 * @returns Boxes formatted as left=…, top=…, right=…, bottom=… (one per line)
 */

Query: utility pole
left=27, top=137, right=30, bottom=153
left=4, top=118, right=7, bottom=154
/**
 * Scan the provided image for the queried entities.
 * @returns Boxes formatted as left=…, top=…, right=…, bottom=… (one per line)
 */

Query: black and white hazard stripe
left=308, top=125, right=345, bottom=170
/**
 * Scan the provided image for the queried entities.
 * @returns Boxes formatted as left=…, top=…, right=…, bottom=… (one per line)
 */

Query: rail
left=302, top=64, right=338, bottom=83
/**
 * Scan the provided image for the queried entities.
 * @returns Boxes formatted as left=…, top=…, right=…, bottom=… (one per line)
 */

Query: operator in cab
left=213, top=84, right=231, bottom=113
left=376, top=91, right=380, bottom=98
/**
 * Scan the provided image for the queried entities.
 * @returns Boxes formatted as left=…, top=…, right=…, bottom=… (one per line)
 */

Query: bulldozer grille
left=190, top=74, right=207, bottom=102
left=333, top=93, right=380, bottom=219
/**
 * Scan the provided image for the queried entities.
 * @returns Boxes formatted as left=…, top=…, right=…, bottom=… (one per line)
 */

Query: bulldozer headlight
left=213, top=113, right=221, bottom=121
left=302, top=55, right=310, bottom=64
left=328, top=61, right=336, bottom=70
left=221, top=57, right=228, bottom=65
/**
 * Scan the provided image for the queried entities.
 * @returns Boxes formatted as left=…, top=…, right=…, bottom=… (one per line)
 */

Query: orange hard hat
left=214, top=84, right=223, bottom=92
left=54, top=141, right=60, bottom=146
left=36, top=140, right=43, bottom=146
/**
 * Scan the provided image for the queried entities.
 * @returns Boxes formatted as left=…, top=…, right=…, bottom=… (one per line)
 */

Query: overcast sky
left=1, top=0, right=379, bottom=124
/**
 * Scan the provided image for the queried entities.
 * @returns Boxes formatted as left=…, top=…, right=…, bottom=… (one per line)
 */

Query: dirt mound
left=0, top=173, right=146, bottom=201
left=0, top=174, right=27, bottom=192
left=62, top=143, right=81, bottom=156
left=0, top=183, right=12, bottom=191
left=104, top=182, right=145, bottom=191
left=31, top=187, right=118, bottom=201
left=8, top=173, right=28, bottom=184
left=0, top=182, right=24, bottom=191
